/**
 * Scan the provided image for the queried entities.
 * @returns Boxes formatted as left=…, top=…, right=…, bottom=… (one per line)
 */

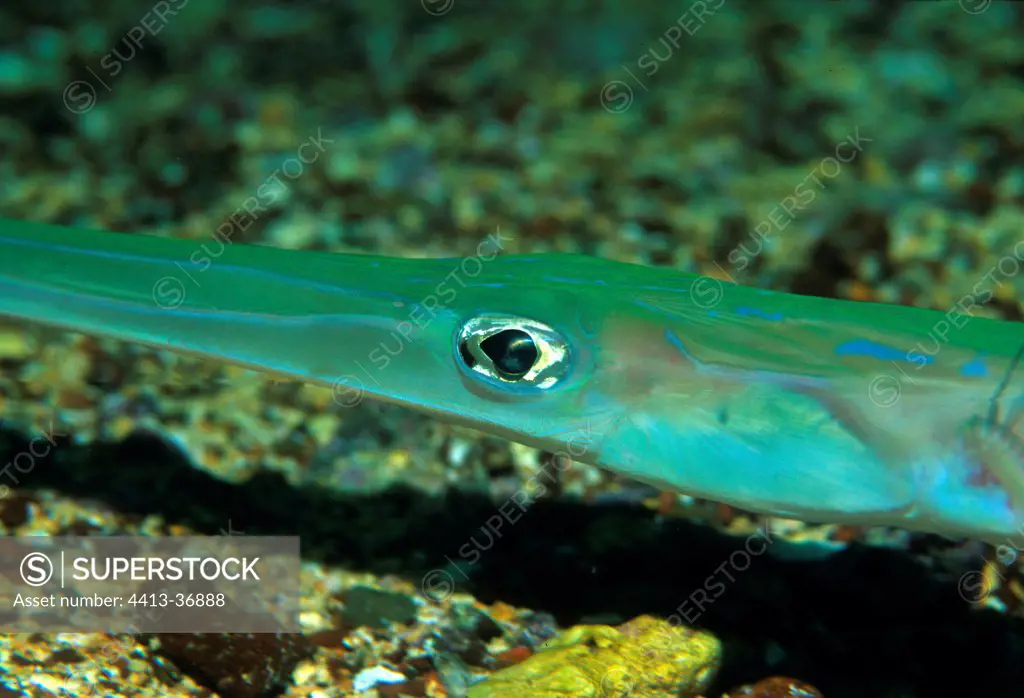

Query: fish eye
left=455, top=315, right=571, bottom=389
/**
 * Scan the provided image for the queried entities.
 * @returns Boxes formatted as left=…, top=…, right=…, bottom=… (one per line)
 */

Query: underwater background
left=2, top=0, right=1024, bottom=696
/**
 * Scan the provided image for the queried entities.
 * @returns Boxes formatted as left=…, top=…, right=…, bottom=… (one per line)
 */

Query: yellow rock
left=467, top=615, right=721, bottom=698
left=0, top=324, right=34, bottom=360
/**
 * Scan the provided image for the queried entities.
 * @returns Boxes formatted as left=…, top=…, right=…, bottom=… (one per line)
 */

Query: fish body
left=2, top=217, right=1023, bottom=542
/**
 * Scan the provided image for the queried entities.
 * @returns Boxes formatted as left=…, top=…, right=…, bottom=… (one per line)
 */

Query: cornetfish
left=1, top=216, right=1023, bottom=544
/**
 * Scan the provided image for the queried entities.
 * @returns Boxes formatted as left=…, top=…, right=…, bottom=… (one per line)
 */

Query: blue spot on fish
left=734, top=306, right=784, bottom=321
left=834, top=339, right=932, bottom=365
left=638, top=284, right=688, bottom=293
left=542, top=275, right=586, bottom=284
left=960, top=357, right=989, bottom=378
left=664, top=329, right=694, bottom=360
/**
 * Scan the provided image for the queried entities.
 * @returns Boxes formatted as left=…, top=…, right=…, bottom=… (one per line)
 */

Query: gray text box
left=0, top=536, right=300, bottom=633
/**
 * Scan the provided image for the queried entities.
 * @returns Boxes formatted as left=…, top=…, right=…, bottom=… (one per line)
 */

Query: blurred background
left=1, top=1, right=1024, bottom=697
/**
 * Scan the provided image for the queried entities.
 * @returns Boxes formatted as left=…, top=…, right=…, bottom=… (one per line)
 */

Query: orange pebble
left=489, top=601, right=517, bottom=623
left=493, top=646, right=533, bottom=668
left=848, top=281, right=874, bottom=302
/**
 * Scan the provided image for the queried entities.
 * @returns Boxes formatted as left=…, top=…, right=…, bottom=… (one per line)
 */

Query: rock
left=466, top=614, right=720, bottom=698
left=0, top=325, right=33, bottom=360
left=725, top=676, right=824, bottom=698
left=340, top=586, right=417, bottom=629
left=150, top=632, right=312, bottom=698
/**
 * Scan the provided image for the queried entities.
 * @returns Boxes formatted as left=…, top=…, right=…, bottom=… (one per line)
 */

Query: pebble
left=353, top=665, right=408, bottom=693
left=725, top=676, right=824, bottom=698
left=0, top=325, right=34, bottom=360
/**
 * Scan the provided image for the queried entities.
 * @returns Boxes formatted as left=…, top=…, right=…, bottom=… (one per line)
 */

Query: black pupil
left=479, top=329, right=538, bottom=378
